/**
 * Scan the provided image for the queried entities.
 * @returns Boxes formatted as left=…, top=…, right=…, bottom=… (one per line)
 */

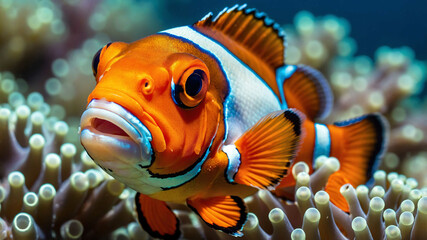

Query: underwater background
left=0, top=0, right=426, bottom=239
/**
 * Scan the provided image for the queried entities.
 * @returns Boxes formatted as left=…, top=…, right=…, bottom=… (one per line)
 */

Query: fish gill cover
left=0, top=0, right=426, bottom=239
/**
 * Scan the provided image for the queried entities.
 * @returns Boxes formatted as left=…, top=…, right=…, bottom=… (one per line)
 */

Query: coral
left=0, top=74, right=145, bottom=239
left=284, top=11, right=355, bottom=71
left=0, top=0, right=65, bottom=73
left=176, top=158, right=427, bottom=240
left=45, top=36, right=106, bottom=119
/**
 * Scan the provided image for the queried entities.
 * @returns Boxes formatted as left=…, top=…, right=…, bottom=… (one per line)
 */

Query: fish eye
left=92, top=42, right=112, bottom=79
left=172, top=67, right=209, bottom=108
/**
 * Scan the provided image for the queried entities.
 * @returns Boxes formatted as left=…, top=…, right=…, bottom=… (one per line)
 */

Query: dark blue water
left=163, top=0, right=427, bottom=60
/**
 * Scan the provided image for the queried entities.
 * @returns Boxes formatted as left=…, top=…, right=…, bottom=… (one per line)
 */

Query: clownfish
left=79, top=4, right=387, bottom=239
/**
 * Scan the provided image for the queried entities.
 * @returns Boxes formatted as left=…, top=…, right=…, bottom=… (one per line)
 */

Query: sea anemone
left=177, top=158, right=427, bottom=240
left=0, top=79, right=145, bottom=239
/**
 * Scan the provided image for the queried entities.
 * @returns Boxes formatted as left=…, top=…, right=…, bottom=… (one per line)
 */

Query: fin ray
left=281, top=65, right=333, bottom=119
left=233, top=109, right=303, bottom=189
left=194, top=4, right=285, bottom=98
left=187, top=195, right=247, bottom=236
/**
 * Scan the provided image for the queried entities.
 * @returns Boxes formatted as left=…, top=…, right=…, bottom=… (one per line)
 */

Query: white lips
left=80, top=99, right=153, bottom=167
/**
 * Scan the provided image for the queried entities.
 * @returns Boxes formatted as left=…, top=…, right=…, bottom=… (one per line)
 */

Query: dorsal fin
left=194, top=4, right=286, bottom=97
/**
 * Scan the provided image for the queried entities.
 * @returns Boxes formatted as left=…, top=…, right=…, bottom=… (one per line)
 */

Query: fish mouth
left=92, top=118, right=130, bottom=137
left=80, top=99, right=153, bottom=168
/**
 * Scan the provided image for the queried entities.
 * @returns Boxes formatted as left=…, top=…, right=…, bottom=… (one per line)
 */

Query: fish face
left=80, top=35, right=224, bottom=193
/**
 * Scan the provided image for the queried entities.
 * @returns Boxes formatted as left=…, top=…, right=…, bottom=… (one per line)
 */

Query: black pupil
left=185, top=70, right=203, bottom=97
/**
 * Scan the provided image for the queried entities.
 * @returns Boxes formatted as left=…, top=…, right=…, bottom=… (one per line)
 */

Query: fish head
left=80, top=34, right=225, bottom=193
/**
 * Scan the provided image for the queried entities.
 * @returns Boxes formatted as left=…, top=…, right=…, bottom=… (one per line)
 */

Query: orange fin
left=194, top=4, right=285, bottom=98
left=187, top=195, right=247, bottom=236
left=329, top=114, right=388, bottom=191
left=231, top=109, right=303, bottom=189
left=325, top=172, right=350, bottom=212
left=280, top=65, right=333, bottom=120
left=194, top=4, right=285, bottom=70
left=135, top=193, right=180, bottom=239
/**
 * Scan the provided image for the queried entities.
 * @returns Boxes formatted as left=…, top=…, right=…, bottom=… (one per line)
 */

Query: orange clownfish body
left=80, top=4, right=387, bottom=239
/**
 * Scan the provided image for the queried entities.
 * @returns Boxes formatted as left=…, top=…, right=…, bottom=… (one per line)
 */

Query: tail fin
left=326, top=113, right=388, bottom=211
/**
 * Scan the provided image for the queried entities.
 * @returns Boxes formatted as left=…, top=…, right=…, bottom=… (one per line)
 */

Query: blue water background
left=161, top=0, right=427, bottom=60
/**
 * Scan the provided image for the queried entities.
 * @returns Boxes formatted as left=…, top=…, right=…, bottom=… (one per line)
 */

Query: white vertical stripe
left=223, top=145, right=241, bottom=183
left=313, top=123, right=331, bottom=166
left=275, top=65, right=297, bottom=109
left=161, top=26, right=281, bottom=143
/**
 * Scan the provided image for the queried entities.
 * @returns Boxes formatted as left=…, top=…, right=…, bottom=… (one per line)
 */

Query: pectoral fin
left=135, top=193, right=180, bottom=239
left=232, top=109, right=303, bottom=189
left=187, top=195, right=247, bottom=237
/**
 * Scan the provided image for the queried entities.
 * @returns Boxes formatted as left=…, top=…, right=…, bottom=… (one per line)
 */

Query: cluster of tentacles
left=176, top=158, right=427, bottom=240
left=0, top=79, right=149, bottom=239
